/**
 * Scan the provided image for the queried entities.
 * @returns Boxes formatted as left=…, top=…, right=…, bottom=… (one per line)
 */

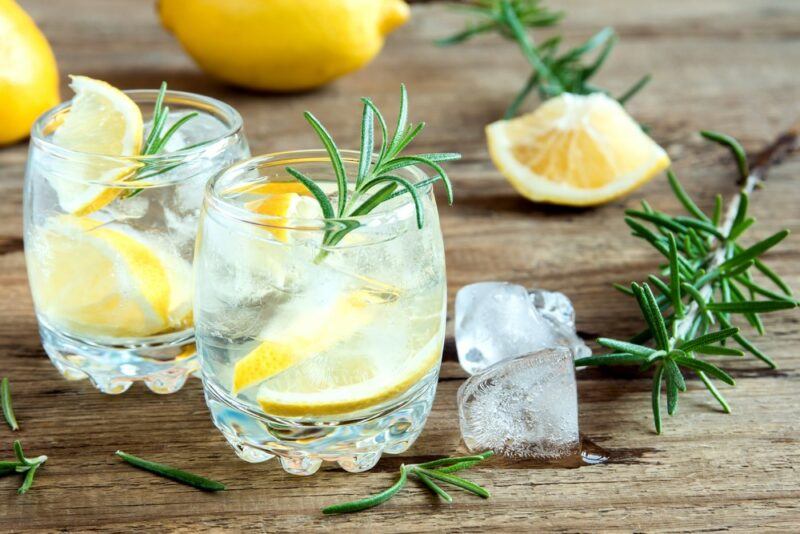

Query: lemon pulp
left=486, top=92, right=670, bottom=206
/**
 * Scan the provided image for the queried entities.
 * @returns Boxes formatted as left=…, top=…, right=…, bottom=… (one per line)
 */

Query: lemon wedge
left=256, top=332, right=442, bottom=418
left=486, top=92, right=670, bottom=206
left=232, top=289, right=378, bottom=394
left=245, top=188, right=320, bottom=243
left=48, top=75, right=144, bottom=215
left=28, top=216, right=190, bottom=339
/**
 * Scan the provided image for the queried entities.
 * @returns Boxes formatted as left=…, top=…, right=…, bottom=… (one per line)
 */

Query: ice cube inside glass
left=23, top=89, right=249, bottom=394
left=194, top=150, right=447, bottom=475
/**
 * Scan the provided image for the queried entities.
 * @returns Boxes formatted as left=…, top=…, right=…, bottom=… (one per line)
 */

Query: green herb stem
left=321, top=452, right=493, bottom=515
left=4, top=441, right=47, bottom=494
left=115, top=451, right=226, bottom=492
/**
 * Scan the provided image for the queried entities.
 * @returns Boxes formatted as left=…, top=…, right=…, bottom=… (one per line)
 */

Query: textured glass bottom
left=39, top=322, right=198, bottom=394
left=203, top=370, right=439, bottom=476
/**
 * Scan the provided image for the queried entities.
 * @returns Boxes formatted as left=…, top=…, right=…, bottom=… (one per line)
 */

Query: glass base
left=39, top=322, right=198, bottom=394
left=203, top=372, right=439, bottom=476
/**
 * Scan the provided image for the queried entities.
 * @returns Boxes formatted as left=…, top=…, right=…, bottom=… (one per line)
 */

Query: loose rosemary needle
left=115, top=451, right=226, bottom=492
left=1, top=377, right=18, bottom=431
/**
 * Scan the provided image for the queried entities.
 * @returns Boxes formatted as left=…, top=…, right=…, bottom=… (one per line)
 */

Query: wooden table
left=2, top=1, right=799, bottom=531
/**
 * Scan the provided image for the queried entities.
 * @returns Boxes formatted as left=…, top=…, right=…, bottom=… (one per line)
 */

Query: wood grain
left=1, top=0, right=799, bottom=531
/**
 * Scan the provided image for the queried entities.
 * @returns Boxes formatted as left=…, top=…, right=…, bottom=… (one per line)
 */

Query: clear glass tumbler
left=195, top=150, right=447, bottom=475
left=24, top=89, right=249, bottom=394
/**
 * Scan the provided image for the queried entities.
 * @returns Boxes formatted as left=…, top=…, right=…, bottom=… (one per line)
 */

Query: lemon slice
left=48, top=75, right=144, bottom=215
left=28, top=215, right=190, bottom=338
left=256, top=332, right=442, bottom=418
left=486, top=92, right=670, bottom=206
left=232, top=288, right=380, bottom=394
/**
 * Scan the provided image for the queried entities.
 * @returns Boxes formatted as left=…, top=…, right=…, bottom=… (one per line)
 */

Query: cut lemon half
left=232, top=288, right=384, bottom=394
left=256, top=333, right=442, bottom=418
left=486, top=92, right=670, bottom=206
left=28, top=215, right=190, bottom=338
left=48, top=75, right=144, bottom=215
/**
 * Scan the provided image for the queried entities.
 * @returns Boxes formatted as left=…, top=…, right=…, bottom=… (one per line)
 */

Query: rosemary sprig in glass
left=322, top=451, right=493, bottom=514
left=1, top=440, right=48, bottom=494
left=439, top=0, right=650, bottom=118
left=575, top=131, right=798, bottom=433
left=1, top=377, right=18, bottom=431
left=123, top=81, right=199, bottom=198
left=115, top=450, right=226, bottom=491
left=285, top=84, right=460, bottom=262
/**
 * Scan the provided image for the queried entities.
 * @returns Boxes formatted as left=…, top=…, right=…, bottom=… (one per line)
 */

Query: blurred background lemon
left=158, top=0, right=410, bottom=92
left=0, top=0, right=59, bottom=145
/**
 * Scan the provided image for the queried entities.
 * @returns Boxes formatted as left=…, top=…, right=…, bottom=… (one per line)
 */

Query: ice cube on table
left=457, top=347, right=580, bottom=459
left=455, top=281, right=590, bottom=375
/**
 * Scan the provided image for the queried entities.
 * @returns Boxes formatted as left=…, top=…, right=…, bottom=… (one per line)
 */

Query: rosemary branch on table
left=285, top=84, right=460, bottom=262
left=1, top=441, right=48, bottom=494
left=322, top=451, right=493, bottom=514
left=438, top=0, right=650, bottom=118
left=575, top=130, right=798, bottom=433
left=1, top=377, right=18, bottom=431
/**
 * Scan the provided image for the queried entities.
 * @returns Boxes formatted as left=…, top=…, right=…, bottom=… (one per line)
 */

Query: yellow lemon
left=28, top=216, right=191, bottom=339
left=158, top=0, right=410, bottom=91
left=486, top=92, right=670, bottom=206
left=47, top=76, right=144, bottom=216
left=0, top=0, right=59, bottom=145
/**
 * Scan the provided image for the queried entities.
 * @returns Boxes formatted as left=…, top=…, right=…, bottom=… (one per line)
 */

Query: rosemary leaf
left=115, top=451, right=226, bottom=492
left=414, top=467, right=490, bottom=498
left=323, top=466, right=409, bottom=514
left=412, top=469, right=453, bottom=503
left=1, top=378, right=18, bottom=431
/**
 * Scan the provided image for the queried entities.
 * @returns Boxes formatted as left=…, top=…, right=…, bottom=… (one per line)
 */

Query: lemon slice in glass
left=255, top=331, right=442, bottom=418
left=29, top=216, right=190, bottom=338
left=48, top=75, right=144, bottom=215
left=232, top=288, right=379, bottom=394
left=486, top=92, right=670, bottom=206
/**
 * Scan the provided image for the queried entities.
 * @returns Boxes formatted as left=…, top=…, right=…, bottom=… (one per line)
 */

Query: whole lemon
left=0, top=0, right=60, bottom=145
left=158, top=0, right=410, bottom=92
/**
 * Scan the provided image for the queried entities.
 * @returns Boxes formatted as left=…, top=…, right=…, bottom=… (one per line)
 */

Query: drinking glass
left=195, top=150, right=447, bottom=475
left=24, top=89, right=249, bottom=394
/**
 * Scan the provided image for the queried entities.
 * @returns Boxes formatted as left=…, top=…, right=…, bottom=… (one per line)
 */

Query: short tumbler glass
left=195, top=150, right=447, bottom=475
left=24, top=89, right=249, bottom=394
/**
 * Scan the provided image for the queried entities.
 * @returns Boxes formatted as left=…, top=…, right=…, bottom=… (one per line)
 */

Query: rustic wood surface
left=1, top=0, right=799, bottom=531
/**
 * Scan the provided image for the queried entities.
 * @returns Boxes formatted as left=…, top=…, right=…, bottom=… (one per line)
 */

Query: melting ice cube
left=455, top=281, right=590, bottom=375
left=457, top=347, right=580, bottom=459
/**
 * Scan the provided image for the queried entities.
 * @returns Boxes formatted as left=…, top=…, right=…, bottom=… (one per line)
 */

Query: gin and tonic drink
left=24, top=77, right=249, bottom=393
left=195, top=151, right=447, bottom=475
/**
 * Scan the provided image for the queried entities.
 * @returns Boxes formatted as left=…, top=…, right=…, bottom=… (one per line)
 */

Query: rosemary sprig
left=115, top=450, right=226, bottom=491
left=123, top=81, right=199, bottom=198
left=439, top=0, right=650, bottom=118
left=1, top=377, right=18, bottom=431
left=576, top=131, right=798, bottom=433
left=286, top=85, right=460, bottom=262
left=435, top=0, right=563, bottom=46
left=1, top=441, right=47, bottom=494
left=322, top=452, right=493, bottom=514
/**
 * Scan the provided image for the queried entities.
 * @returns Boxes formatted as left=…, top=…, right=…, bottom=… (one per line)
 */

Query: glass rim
left=29, top=88, right=244, bottom=162
left=205, top=149, right=430, bottom=231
